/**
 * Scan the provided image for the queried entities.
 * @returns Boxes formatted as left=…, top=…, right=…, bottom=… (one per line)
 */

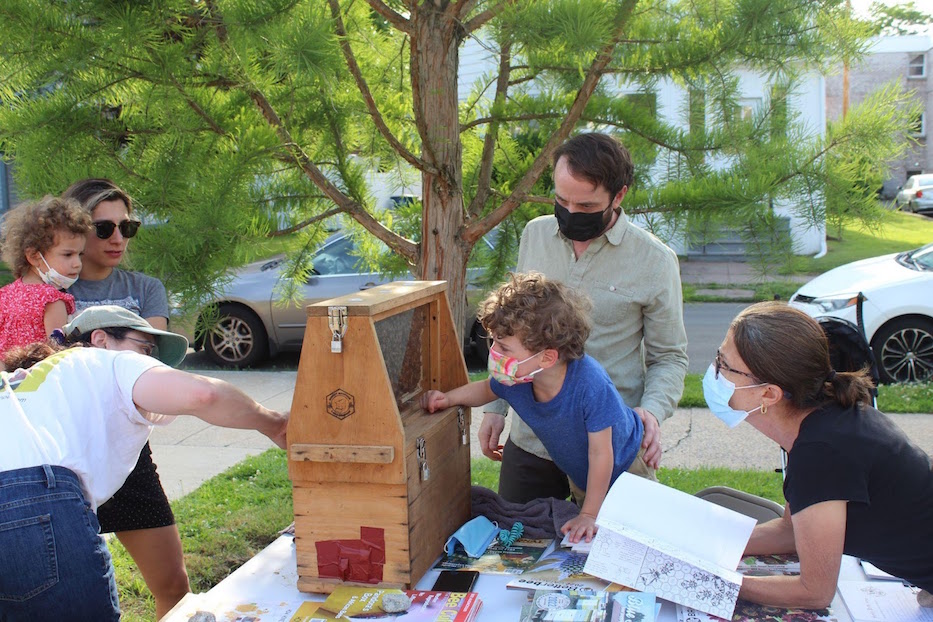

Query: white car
left=789, top=242, right=933, bottom=384
left=895, top=174, right=933, bottom=210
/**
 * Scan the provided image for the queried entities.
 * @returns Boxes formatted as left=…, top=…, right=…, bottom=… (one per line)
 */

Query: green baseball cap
left=63, top=305, right=189, bottom=367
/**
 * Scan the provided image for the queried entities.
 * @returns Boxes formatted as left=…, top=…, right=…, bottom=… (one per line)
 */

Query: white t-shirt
left=0, top=347, right=174, bottom=509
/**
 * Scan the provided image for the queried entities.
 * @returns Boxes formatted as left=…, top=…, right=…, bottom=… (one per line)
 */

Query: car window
left=912, top=243, right=933, bottom=270
left=312, top=236, right=367, bottom=276
left=913, top=175, right=933, bottom=187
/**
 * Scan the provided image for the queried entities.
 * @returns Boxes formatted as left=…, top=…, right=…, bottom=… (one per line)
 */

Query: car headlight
left=812, top=295, right=859, bottom=312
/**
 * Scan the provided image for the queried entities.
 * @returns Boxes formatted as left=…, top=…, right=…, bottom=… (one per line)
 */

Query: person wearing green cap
left=0, top=306, right=288, bottom=621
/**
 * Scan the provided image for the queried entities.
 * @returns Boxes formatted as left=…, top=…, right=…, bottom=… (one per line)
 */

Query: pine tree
left=0, top=0, right=915, bottom=336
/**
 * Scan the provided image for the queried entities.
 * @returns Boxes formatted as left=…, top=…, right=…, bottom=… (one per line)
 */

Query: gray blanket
left=470, top=485, right=580, bottom=539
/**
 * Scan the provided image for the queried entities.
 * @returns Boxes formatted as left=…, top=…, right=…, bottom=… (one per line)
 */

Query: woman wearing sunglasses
left=60, top=178, right=187, bottom=619
left=704, top=301, right=933, bottom=609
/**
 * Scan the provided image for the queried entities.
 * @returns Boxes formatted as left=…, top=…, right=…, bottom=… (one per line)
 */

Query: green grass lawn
left=113, top=450, right=785, bottom=621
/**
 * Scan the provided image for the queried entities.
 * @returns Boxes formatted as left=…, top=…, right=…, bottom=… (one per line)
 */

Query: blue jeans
left=0, top=465, right=120, bottom=621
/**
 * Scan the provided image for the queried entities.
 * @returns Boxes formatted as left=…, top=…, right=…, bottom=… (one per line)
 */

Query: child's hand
left=420, top=390, right=450, bottom=413
left=560, top=513, right=598, bottom=544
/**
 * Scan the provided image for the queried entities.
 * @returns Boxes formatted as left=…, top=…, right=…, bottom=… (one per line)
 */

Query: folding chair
left=694, top=486, right=784, bottom=524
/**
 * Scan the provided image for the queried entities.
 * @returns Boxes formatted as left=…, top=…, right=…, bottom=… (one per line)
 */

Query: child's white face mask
left=36, top=253, right=78, bottom=290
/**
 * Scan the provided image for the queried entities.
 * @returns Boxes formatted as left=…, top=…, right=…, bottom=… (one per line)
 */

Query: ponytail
left=822, top=367, right=874, bottom=408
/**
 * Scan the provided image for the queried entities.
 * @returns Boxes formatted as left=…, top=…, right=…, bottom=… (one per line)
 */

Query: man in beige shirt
left=479, top=132, right=688, bottom=502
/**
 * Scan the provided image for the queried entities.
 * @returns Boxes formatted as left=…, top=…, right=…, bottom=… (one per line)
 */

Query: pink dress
left=0, top=279, right=75, bottom=355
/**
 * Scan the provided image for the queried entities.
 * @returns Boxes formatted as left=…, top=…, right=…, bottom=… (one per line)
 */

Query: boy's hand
left=420, top=390, right=450, bottom=413
left=560, top=513, right=598, bottom=544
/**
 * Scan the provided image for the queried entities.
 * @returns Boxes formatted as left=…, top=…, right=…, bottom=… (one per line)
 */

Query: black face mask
left=554, top=201, right=614, bottom=241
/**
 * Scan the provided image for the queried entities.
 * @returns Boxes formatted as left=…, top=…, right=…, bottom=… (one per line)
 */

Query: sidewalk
left=150, top=369, right=933, bottom=501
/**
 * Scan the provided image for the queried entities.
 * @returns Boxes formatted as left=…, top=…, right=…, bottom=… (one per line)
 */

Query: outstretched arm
left=132, top=366, right=288, bottom=448
left=561, top=428, right=613, bottom=543
left=740, top=500, right=846, bottom=609
left=421, top=379, right=496, bottom=413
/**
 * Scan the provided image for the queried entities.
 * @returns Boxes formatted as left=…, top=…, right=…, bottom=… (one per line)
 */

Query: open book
left=582, top=473, right=756, bottom=620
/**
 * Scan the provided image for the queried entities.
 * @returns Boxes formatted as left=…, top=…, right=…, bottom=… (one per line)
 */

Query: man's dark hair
left=552, top=133, right=634, bottom=198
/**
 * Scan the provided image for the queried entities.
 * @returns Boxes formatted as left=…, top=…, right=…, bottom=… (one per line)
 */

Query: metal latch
left=328, top=306, right=347, bottom=353
left=457, top=407, right=467, bottom=445
left=416, top=437, right=430, bottom=481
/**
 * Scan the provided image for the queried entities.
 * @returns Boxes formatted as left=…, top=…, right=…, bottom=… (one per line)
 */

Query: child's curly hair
left=1, top=195, right=92, bottom=278
left=478, top=271, right=592, bottom=361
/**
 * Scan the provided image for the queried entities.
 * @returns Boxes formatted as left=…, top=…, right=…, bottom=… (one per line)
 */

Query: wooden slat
left=306, top=281, right=447, bottom=318
left=290, top=444, right=395, bottom=464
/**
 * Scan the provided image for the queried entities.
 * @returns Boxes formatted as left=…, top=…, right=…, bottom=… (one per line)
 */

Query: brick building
left=826, top=35, right=932, bottom=191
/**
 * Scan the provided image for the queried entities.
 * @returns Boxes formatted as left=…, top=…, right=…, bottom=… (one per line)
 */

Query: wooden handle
left=290, top=444, right=395, bottom=464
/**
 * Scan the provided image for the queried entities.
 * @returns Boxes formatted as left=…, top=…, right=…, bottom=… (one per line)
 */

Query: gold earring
left=761, top=404, right=767, bottom=414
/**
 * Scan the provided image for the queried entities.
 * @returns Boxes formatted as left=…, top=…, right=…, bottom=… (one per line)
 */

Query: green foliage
left=869, top=1, right=933, bottom=36
left=0, top=0, right=909, bottom=321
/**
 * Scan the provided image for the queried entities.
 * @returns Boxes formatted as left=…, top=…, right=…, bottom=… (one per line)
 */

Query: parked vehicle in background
left=908, top=187, right=933, bottom=215
left=894, top=174, right=933, bottom=210
left=789, top=242, right=933, bottom=384
left=176, top=232, right=496, bottom=367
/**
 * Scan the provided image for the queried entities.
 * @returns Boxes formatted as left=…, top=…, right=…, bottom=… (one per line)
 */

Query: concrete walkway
left=150, top=369, right=933, bottom=500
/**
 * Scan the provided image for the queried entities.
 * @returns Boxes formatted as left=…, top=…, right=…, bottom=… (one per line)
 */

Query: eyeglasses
left=714, top=349, right=758, bottom=381
left=93, top=219, right=141, bottom=240
left=123, top=336, right=157, bottom=357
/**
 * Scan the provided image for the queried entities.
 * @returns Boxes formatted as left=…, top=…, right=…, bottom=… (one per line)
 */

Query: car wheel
left=203, top=304, right=270, bottom=368
left=871, top=317, right=933, bottom=384
left=471, top=321, right=490, bottom=363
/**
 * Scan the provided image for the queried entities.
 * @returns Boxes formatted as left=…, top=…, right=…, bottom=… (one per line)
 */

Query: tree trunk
left=412, top=7, right=472, bottom=343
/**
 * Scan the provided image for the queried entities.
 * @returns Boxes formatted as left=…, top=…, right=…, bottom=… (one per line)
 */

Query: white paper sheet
left=839, top=580, right=933, bottom=621
left=597, top=473, right=756, bottom=571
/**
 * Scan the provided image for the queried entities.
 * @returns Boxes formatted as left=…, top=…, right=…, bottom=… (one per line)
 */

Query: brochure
left=312, top=587, right=482, bottom=622
left=676, top=601, right=839, bottom=622
left=838, top=580, right=933, bottom=622
left=737, top=555, right=801, bottom=577
left=519, top=590, right=657, bottom=622
left=582, top=473, right=756, bottom=620
left=505, top=548, right=626, bottom=594
left=859, top=561, right=901, bottom=582
left=433, top=537, right=553, bottom=575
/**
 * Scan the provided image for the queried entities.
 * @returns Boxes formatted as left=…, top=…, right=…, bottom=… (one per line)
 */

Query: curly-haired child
left=421, top=271, right=644, bottom=543
left=0, top=196, right=92, bottom=355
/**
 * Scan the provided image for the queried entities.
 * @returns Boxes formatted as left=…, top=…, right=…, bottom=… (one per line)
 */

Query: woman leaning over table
left=702, top=301, right=933, bottom=609
left=61, top=178, right=186, bottom=619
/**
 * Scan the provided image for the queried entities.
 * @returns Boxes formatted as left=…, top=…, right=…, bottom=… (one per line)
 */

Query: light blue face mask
left=701, top=363, right=767, bottom=428
left=445, top=515, right=499, bottom=558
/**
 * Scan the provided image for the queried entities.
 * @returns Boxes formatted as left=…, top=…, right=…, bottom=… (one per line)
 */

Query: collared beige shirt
left=494, top=212, right=688, bottom=460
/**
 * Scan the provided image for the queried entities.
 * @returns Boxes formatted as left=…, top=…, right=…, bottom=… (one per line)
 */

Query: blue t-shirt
left=490, top=354, right=643, bottom=490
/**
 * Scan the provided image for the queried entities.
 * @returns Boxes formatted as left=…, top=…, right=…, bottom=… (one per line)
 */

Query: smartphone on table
left=431, top=570, right=479, bottom=593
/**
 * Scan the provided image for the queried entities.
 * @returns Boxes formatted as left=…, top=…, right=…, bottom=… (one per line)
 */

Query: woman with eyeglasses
left=60, top=178, right=187, bottom=619
left=704, top=301, right=933, bottom=609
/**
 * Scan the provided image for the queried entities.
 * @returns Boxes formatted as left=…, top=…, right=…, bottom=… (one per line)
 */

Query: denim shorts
left=0, top=465, right=120, bottom=621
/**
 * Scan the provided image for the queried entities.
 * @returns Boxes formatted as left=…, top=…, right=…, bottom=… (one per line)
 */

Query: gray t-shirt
left=70, top=268, right=169, bottom=320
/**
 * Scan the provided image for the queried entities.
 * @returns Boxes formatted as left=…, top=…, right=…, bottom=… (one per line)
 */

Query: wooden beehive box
left=287, top=280, right=472, bottom=594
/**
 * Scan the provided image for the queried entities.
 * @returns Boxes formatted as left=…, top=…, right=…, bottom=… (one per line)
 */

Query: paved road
left=684, top=302, right=749, bottom=373
left=180, top=303, right=748, bottom=374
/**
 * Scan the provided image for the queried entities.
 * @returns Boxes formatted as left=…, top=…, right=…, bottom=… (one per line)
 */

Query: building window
left=910, top=112, right=926, bottom=138
left=908, top=54, right=926, bottom=78
left=737, top=98, right=762, bottom=122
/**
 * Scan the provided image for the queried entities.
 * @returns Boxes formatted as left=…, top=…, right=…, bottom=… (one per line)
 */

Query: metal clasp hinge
left=457, top=407, right=467, bottom=445
left=416, top=437, right=430, bottom=481
left=328, top=306, right=347, bottom=353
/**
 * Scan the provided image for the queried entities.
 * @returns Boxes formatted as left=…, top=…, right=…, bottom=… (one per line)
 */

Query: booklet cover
left=433, top=537, right=553, bottom=575
left=838, top=580, right=933, bottom=622
left=519, top=590, right=657, bottom=622
left=582, top=474, right=756, bottom=620
left=677, top=601, right=839, bottom=622
left=312, top=587, right=482, bottom=622
left=506, top=548, right=627, bottom=594
left=736, top=555, right=801, bottom=577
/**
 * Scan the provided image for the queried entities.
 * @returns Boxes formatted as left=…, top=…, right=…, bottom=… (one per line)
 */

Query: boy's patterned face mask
left=487, top=347, right=543, bottom=386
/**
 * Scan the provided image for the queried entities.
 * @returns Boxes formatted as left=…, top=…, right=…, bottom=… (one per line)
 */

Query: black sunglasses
left=94, top=219, right=141, bottom=240
left=714, top=349, right=759, bottom=381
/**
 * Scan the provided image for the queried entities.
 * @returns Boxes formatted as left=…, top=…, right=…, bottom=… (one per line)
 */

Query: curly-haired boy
left=422, top=271, right=643, bottom=543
